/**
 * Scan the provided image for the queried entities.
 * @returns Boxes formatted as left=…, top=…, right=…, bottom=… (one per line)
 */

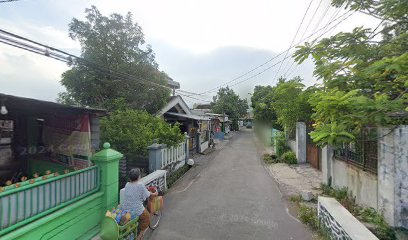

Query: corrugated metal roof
left=0, top=93, right=107, bottom=116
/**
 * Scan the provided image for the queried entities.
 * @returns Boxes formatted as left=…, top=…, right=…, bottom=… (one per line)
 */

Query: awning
left=165, top=112, right=211, bottom=121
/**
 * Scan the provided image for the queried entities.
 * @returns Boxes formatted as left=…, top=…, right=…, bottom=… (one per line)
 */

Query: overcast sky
left=0, top=0, right=379, bottom=104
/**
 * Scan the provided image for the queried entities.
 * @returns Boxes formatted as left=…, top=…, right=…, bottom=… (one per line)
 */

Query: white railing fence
left=161, top=142, right=186, bottom=169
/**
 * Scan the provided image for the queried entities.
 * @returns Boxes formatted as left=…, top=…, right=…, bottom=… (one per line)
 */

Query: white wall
left=322, top=126, right=408, bottom=228
left=332, top=159, right=378, bottom=210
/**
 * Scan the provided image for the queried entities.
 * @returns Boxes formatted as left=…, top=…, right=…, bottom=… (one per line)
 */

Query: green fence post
left=92, top=142, right=123, bottom=210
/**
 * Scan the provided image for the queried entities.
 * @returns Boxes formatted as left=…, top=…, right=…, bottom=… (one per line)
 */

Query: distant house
left=157, top=95, right=211, bottom=153
left=193, top=103, right=212, bottom=113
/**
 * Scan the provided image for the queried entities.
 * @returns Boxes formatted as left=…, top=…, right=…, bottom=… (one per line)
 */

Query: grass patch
left=289, top=194, right=302, bottom=203
left=263, top=151, right=297, bottom=165
left=166, top=165, right=190, bottom=189
left=263, top=154, right=278, bottom=164
left=356, top=208, right=396, bottom=240
left=298, top=204, right=319, bottom=231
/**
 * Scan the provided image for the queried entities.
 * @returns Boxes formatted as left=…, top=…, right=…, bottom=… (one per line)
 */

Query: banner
left=43, top=114, right=91, bottom=164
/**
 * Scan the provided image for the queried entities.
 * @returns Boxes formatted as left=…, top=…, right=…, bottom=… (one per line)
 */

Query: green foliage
left=289, top=194, right=302, bottom=203
left=167, top=165, right=190, bottom=189
left=293, top=0, right=408, bottom=146
left=298, top=204, right=319, bottom=230
left=356, top=208, right=396, bottom=240
left=251, top=85, right=279, bottom=127
left=320, top=184, right=349, bottom=201
left=251, top=77, right=315, bottom=133
left=60, top=6, right=170, bottom=113
left=280, top=151, right=297, bottom=165
left=275, top=132, right=289, bottom=158
left=263, top=154, right=278, bottom=164
left=100, top=109, right=184, bottom=156
left=212, top=87, right=248, bottom=121
left=272, top=77, right=314, bottom=132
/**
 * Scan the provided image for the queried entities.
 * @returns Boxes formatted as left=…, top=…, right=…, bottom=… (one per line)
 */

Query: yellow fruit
left=125, top=212, right=131, bottom=221
left=105, top=210, right=112, bottom=218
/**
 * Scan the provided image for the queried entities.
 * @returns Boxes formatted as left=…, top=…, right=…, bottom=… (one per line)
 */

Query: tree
left=251, top=77, right=315, bottom=133
left=59, top=6, right=170, bottom=113
left=212, top=87, right=248, bottom=125
left=271, top=77, right=314, bottom=134
left=294, top=0, right=408, bottom=146
left=251, top=85, right=279, bottom=128
left=100, top=109, right=184, bottom=156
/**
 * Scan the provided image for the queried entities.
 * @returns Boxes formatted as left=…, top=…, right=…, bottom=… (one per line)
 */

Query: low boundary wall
left=318, top=196, right=378, bottom=240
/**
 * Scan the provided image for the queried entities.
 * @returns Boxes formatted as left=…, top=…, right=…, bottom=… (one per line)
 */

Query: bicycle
left=100, top=186, right=164, bottom=240
left=138, top=186, right=163, bottom=239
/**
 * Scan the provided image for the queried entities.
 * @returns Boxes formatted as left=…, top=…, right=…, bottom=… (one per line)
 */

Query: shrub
left=280, top=151, right=297, bottom=164
left=298, top=204, right=319, bottom=230
left=357, top=208, right=396, bottom=240
left=167, top=165, right=190, bottom=189
left=263, top=154, right=278, bottom=164
left=275, top=131, right=289, bottom=157
left=101, top=109, right=184, bottom=156
left=263, top=154, right=273, bottom=164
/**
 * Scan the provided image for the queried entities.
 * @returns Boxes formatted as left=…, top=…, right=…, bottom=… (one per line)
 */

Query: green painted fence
left=0, top=142, right=122, bottom=240
left=0, top=166, right=100, bottom=236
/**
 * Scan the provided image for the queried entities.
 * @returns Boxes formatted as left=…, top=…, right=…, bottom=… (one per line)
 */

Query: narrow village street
left=148, top=129, right=313, bottom=240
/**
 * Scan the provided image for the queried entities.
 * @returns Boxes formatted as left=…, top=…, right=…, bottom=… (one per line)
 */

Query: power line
left=284, top=4, right=344, bottom=78
left=197, top=10, right=355, bottom=95
left=0, top=29, right=177, bottom=93
left=299, top=0, right=324, bottom=44
left=198, top=9, right=350, bottom=96
left=176, top=92, right=212, bottom=103
left=273, top=0, right=314, bottom=81
left=0, top=0, right=21, bottom=3
left=223, top=11, right=355, bottom=91
left=281, top=0, right=324, bottom=77
left=176, top=89, right=212, bottom=99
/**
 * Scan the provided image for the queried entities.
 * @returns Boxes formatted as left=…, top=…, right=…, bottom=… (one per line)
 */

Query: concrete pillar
left=196, top=132, right=201, bottom=153
left=296, top=122, right=307, bottom=163
left=321, top=146, right=333, bottom=185
left=378, top=126, right=408, bottom=228
left=184, top=132, right=190, bottom=161
left=92, top=142, right=123, bottom=210
left=147, top=140, right=166, bottom=173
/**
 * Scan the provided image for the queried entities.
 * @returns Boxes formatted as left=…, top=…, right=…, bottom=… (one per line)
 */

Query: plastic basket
left=100, top=215, right=139, bottom=240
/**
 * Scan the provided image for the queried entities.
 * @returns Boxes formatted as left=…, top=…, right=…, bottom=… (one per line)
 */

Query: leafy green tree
left=59, top=6, right=170, bottom=113
left=100, top=109, right=184, bottom=156
left=251, top=85, right=279, bottom=128
left=294, top=0, right=408, bottom=146
left=212, top=87, right=248, bottom=119
left=272, top=77, right=314, bottom=133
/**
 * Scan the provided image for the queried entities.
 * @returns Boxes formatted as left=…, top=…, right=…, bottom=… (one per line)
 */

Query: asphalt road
left=148, top=129, right=313, bottom=240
